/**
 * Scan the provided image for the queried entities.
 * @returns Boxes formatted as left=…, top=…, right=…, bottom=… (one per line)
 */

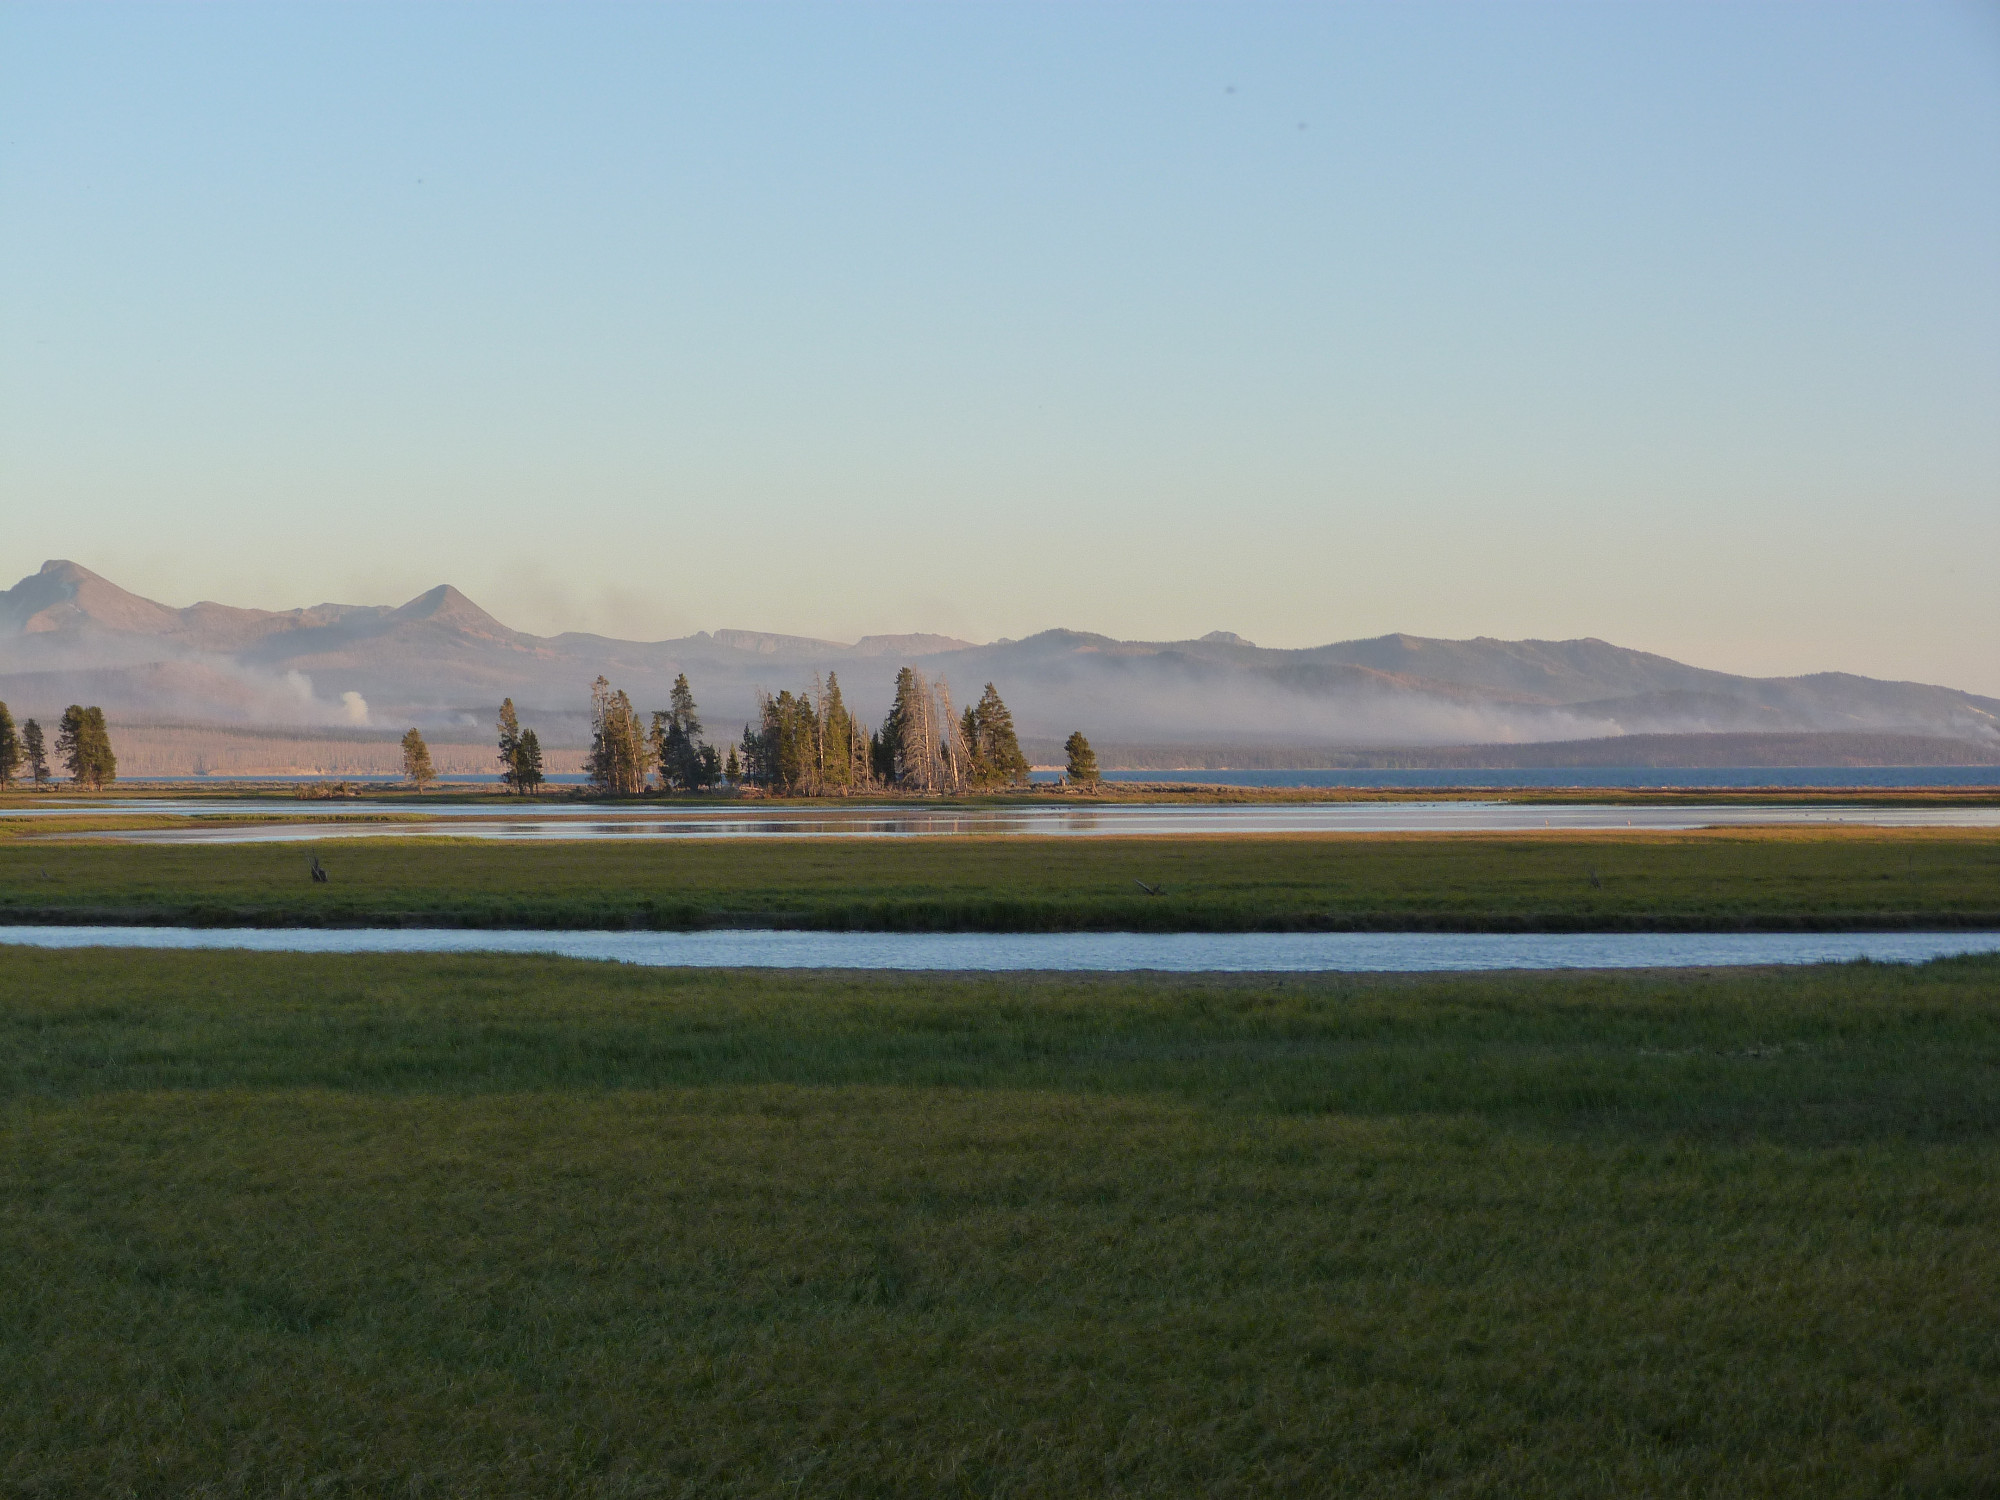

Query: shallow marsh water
left=8, top=799, right=2000, bottom=843
left=2, top=925, right=1996, bottom=971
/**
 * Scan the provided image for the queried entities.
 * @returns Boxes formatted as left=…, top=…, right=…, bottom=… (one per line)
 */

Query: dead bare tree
left=812, top=672, right=828, bottom=797
left=936, top=676, right=968, bottom=795
left=906, top=670, right=943, bottom=792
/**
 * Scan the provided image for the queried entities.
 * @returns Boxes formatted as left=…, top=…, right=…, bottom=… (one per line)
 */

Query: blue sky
left=2, top=2, right=1996, bottom=691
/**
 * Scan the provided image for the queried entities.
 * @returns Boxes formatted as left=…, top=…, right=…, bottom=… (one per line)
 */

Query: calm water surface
left=2, top=926, right=1996, bottom=972
left=124, top=767, right=2000, bottom=789
left=1092, top=766, right=2000, bottom=790
left=10, top=800, right=2000, bottom=842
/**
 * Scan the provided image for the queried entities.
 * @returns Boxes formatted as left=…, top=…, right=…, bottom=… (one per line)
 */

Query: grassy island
left=1, top=827, right=1997, bottom=931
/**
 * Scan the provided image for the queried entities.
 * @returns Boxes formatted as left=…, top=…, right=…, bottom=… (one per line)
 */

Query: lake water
left=2, top=925, right=1996, bottom=972
left=127, top=767, right=2000, bottom=789
left=19, top=799, right=2000, bottom=842
left=1088, top=767, right=2000, bottom=790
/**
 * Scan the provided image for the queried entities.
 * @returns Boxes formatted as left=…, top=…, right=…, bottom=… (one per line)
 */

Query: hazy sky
left=3, top=2, right=1996, bottom=691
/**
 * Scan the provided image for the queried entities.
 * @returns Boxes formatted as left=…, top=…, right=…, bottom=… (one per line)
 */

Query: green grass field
left=4, top=947, right=1998, bottom=1494
left=2, top=829, right=1998, bottom=931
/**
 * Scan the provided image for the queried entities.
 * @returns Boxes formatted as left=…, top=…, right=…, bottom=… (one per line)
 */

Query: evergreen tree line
left=409, top=669, right=1096, bottom=798
left=0, top=702, right=112, bottom=789
left=0, top=689, right=1091, bottom=796
left=739, top=670, right=1031, bottom=796
left=582, top=673, right=720, bottom=795
left=562, top=668, right=1052, bottom=797
left=393, top=679, right=715, bottom=797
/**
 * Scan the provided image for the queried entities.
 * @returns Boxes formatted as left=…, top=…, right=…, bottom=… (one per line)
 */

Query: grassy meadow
left=1, top=828, right=1998, bottom=930
left=3, top=946, right=1999, bottom=1494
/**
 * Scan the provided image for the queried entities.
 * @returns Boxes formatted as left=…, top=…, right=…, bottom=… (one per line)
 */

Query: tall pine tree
left=962, top=683, right=1029, bottom=788
left=1064, top=730, right=1099, bottom=784
left=650, top=673, right=715, bottom=792
left=514, top=729, right=545, bottom=794
left=879, top=667, right=950, bottom=790
left=877, top=668, right=916, bottom=784
left=0, top=701, right=18, bottom=789
left=54, top=706, right=114, bottom=789
left=55, top=708, right=83, bottom=785
left=401, top=728, right=436, bottom=791
left=819, top=673, right=856, bottom=792
left=82, top=708, right=115, bottom=786
left=496, top=699, right=522, bottom=793
left=22, top=720, right=49, bottom=787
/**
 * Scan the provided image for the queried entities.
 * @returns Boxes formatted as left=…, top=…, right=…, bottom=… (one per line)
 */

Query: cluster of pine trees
left=58, top=707, right=117, bottom=788
left=737, top=674, right=867, bottom=795
left=738, top=670, right=1031, bottom=796
left=0, top=683, right=1093, bottom=797
left=495, top=700, right=546, bottom=794
left=566, top=668, right=1046, bottom=798
left=389, top=699, right=553, bottom=794
left=0, top=702, right=107, bottom=789
left=583, top=673, right=721, bottom=795
left=403, top=669, right=1089, bottom=800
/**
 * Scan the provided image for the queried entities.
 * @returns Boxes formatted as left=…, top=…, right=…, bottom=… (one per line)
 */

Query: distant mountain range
left=1, top=560, right=1995, bottom=761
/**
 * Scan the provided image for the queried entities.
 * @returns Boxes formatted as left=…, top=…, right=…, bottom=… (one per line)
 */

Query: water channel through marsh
left=3, top=926, right=1997, bottom=972
left=9, top=800, right=2000, bottom=843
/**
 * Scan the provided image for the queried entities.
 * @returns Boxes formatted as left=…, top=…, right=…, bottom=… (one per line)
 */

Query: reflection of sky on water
left=1090, top=768, right=2000, bottom=790
left=9, top=799, right=2000, bottom=842
left=1, top=926, right=1997, bottom=972
left=91, top=768, right=2000, bottom=790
